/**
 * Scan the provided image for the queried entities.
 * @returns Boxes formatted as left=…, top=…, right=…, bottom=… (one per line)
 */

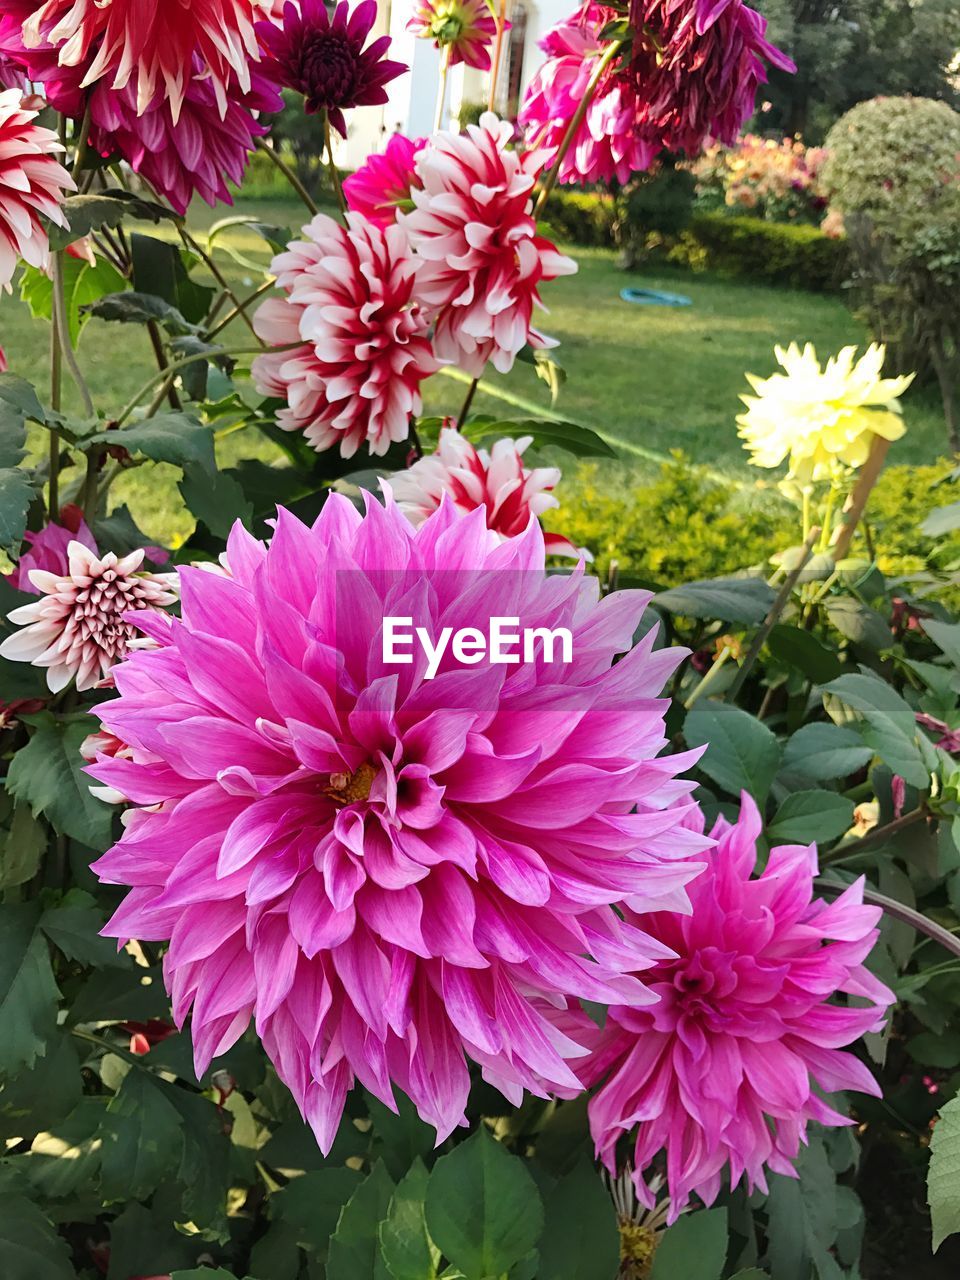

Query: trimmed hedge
left=541, top=189, right=847, bottom=292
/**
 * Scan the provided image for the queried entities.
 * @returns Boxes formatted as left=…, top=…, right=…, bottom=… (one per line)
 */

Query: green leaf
left=0, top=1194, right=75, bottom=1279
left=907, top=1030, right=960, bottom=1068
left=273, top=1167, right=362, bottom=1258
left=0, top=804, right=46, bottom=890
left=380, top=1158, right=441, bottom=1280
left=0, top=1034, right=82, bottom=1144
left=767, top=791, right=855, bottom=845
left=650, top=1207, right=728, bottom=1280
left=424, top=1127, right=544, bottom=1280
left=130, top=233, right=214, bottom=324
left=20, top=254, right=128, bottom=347
left=171, top=1271, right=241, bottom=1280
left=179, top=463, right=253, bottom=539
left=537, top=1157, right=620, bottom=1280
left=81, top=290, right=198, bottom=335
left=729, top=1272, right=769, bottom=1279
left=99, top=1070, right=183, bottom=1203
left=86, top=412, right=216, bottom=477
left=765, top=1139, right=842, bottom=1280
left=0, top=904, right=59, bottom=1079
left=766, top=625, right=843, bottom=684
left=824, top=672, right=929, bottom=789
left=327, top=1160, right=396, bottom=1280
left=0, top=468, right=36, bottom=552
left=0, top=375, right=36, bottom=466
left=66, top=964, right=168, bottom=1026
left=922, top=501, right=960, bottom=538
left=462, top=416, right=615, bottom=459
left=923, top=619, right=960, bottom=670
left=930, top=1094, right=960, bottom=1251
left=654, top=577, right=776, bottom=625
left=781, top=723, right=874, bottom=782
left=49, top=190, right=180, bottom=249
left=6, top=713, right=114, bottom=847
left=366, top=1088, right=438, bottom=1181
left=27, top=1097, right=105, bottom=1200
left=40, top=889, right=128, bottom=968
left=164, top=1085, right=232, bottom=1229
left=824, top=598, right=891, bottom=650
left=685, top=701, right=781, bottom=803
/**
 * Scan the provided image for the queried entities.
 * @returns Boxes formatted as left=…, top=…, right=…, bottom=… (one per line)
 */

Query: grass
left=2, top=195, right=948, bottom=546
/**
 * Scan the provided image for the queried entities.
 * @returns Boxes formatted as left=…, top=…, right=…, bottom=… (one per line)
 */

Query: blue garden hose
left=620, top=287, right=692, bottom=307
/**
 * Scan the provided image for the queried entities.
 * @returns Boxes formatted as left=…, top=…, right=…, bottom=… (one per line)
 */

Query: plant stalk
left=255, top=136, right=319, bottom=216
left=487, top=0, right=509, bottom=113
left=457, top=376, right=479, bottom=428
left=323, top=113, right=348, bottom=216
left=832, top=434, right=891, bottom=562
left=51, top=252, right=96, bottom=419
left=817, top=875, right=960, bottom=960
left=434, top=44, right=451, bottom=132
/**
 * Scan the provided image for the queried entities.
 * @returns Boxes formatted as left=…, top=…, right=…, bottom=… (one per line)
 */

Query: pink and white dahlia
left=0, top=540, right=177, bottom=692
left=343, top=132, right=427, bottom=229
left=584, top=795, right=894, bottom=1218
left=89, top=496, right=710, bottom=1149
left=253, top=212, right=439, bottom=457
left=392, top=426, right=587, bottom=559
left=0, top=87, right=74, bottom=288
left=407, top=0, right=506, bottom=71
left=18, top=0, right=282, bottom=121
left=6, top=510, right=98, bottom=593
left=400, top=113, right=576, bottom=376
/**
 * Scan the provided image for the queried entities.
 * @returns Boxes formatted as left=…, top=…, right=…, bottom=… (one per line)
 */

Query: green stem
left=207, top=278, right=275, bottom=340
left=116, top=344, right=290, bottom=425
left=255, top=136, right=318, bottom=216
left=81, top=447, right=100, bottom=524
left=323, top=113, right=347, bottom=216
left=179, top=226, right=263, bottom=344
left=434, top=43, right=451, bottom=132
left=48, top=321, right=62, bottom=519
left=457, top=377, right=479, bottom=429
left=146, top=319, right=181, bottom=410
left=72, top=100, right=93, bottom=181
left=51, top=253, right=95, bottom=419
left=817, top=874, right=960, bottom=960
left=71, top=1026, right=156, bottom=1070
left=821, top=806, right=928, bottom=862
left=684, top=644, right=732, bottom=710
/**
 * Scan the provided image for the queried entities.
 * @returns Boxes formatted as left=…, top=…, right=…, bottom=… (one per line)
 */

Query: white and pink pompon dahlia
left=89, top=496, right=710, bottom=1150
left=253, top=212, right=440, bottom=457
left=400, top=113, right=576, bottom=376
left=392, top=426, right=587, bottom=559
left=584, top=795, right=894, bottom=1218
left=0, top=87, right=74, bottom=288
left=0, top=541, right=177, bottom=692
left=20, top=0, right=281, bottom=121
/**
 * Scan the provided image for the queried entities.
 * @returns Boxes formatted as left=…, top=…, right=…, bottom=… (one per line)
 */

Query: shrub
left=539, top=187, right=617, bottom=247
left=616, top=159, right=697, bottom=268
left=691, top=134, right=830, bottom=225
left=668, top=212, right=848, bottom=290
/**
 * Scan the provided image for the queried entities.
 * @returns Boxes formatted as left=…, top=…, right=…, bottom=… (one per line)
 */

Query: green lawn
left=1, top=196, right=948, bottom=546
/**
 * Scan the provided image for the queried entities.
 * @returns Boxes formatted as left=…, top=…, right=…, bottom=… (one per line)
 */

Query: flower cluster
left=692, top=134, right=829, bottom=224
left=88, top=497, right=711, bottom=1148
left=584, top=796, right=894, bottom=1216
left=255, top=112, right=576, bottom=453
left=737, top=342, right=914, bottom=488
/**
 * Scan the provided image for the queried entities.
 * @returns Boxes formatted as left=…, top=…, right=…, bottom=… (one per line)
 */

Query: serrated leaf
left=824, top=672, right=928, bottom=788
left=922, top=501, right=960, bottom=538
left=0, top=804, right=46, bottom=890
left=685, top=701, right=780, bottom=803
left=20, top=254, right=129, bottom=347
left=40, top=889, right=128, bottom=968
left=766, top=624, right=843, bottom=684
left=99, top=1070, right=183, bottom=1203
left=767, top=791, right=855, bottom=845
left=650, top=1208, right=727, bottom=1280
left=766, top=1139, right=843, bottom=1280
left=85, top=412, right=215, bottom=477
left=81, top=290, right=197, bottom=335
left=179, top=463, right=253, bottom=539
left=366, top=1088, right=437, bottom=1181
left=930, top=1094, right=960, bottom=1251
left=462, top=416, right=615, bottom=459
left=328, top=1160, right=396, bottom=1280
left=6, top=713, right=114, bottom=847
left=50, top=190, right=180, bottom=249
left=0, top=1034, right=82, bottom=1144
left=380, top=1158, right=441, bottom=1280
left=537, top=1157, right=620, bottom=1280
left=0, top=1194, right=75, bottom=1279
left=424, top=1128, right=544, bottom=1280
left=27, top=1096, right=105, bottom=1200
left=0, top=904, right=59, bottom=1079
left=0, top=468, right=35, bottom=552
left=781, top=722, right=874, bottom=782
left=824, top=598, right=891, bottom=650
left=654, top=577, right=776, bottom=625
left=273, top=1167, right=362, bottom=1258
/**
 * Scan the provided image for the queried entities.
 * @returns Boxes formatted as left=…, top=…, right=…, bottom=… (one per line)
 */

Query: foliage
left=615, top=158, right=697, bottom=268
left=691, top=134, right=830, bottom=225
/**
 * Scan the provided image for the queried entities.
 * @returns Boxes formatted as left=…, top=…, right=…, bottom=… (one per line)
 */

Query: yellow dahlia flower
left=737, top=342, right=913, bottom=486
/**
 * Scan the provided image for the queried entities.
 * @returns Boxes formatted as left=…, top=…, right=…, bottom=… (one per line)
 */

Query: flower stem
left=487, top=0, right=509, bottom=113
left=434, top=43, right=451, bottom=132
left=51, top=252, right=95, bottom=419
left=117, top=344, right=290, bottom=425
left=533, top=39, right=624, bottom=217
left=817, top=872, right=960, bottom=960
left=179, top=226, right=263, bottom=344
left=255, top=136, right=319, bottom=216
left=323, top=113, right=347, bottom=216
left=457, top=377, right=479, bottom=428
left=48, top=321, right=62, bottom=520
left=207, top=278, right=275, bottom=340
left=832, top=434, right=890, bottom=562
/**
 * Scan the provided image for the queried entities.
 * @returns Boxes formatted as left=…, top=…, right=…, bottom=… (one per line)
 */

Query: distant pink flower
left=392, top=426, right=587, bottom=559
left=916, top=713, right=960, bottom=754
left=90, top=497, right=709, bottom=1149
left=401, top=113, right=576, bottom=376
left=407, top=0, right=507, bottom=71
left=6, top=509, right=168, bottom=594
left=0, top=87, right=74, bottom=288
left=258, top=0, right=407, bottom=137
left=343, top=133, right=427, bottom=228
left=0, top=541, right=177, bottom=692
left=253, top=212, right=439, bottom=457
left=585, top=795, right=893, bottom=1218
left=0, top=343, right=6, bottom=372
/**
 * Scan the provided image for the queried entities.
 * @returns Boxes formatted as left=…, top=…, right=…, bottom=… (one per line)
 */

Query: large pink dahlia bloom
left=0, top=540, right=177, bottom=692
left=343, top=132, right=427, bottom=229
left=252, top=213, right=439, bottom=457
left=584, top=795, right=894, bottom=1218
left=407, top=0, right=507, bottom=72
left=392, top=426, right=586, bottom=559
left=400, top=113, right=577, bottom=376
left=0, top=87, right=74, bottom=288
left=18, top=0, right=282, bottom=121
left=89, top=496, right=710, bottom=1149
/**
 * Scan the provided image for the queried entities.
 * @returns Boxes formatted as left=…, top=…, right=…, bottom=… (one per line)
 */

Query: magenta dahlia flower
left=406, top=0, right=507, bottom=71
left=252, top=212, right=439, bottom=458
left=6, top=512, right=98, bottom=593
left=258, top=0, right=407, bottom=137
left=89, top=496, right=710, bottom=1148
left=18, top=0, right=281, bottom=121
left=584, top=795, right=894, bottom=1218
left=392, top=426, right=587, bottom=559
left=400, top=113, right=576, bottom=376
left=0, top=540, right=177, bottom=692
left=343, top=132, right=427, bottom=229
left=0, top=87, right=74, bottom=288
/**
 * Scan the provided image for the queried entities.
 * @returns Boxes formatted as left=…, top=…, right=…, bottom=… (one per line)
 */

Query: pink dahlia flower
left=89, top=496, right=710, bottom=1149
left=400, top=113, right=576, bottom=376
left=0, top=540, right=177, bottom=692
left=391, top=426, right=587, bottom=559
left=407, top=0, right=507, bottom=71
left=343, top=133, right=427, bottom=229
left=252, top=212, right=439, bottom=458
left=258, top=0, right=407, bottom=137
left=6, top=511, right=98, bottom=593
left=0, top=87, right=74, bottom=288
left=18, top=0, right=282, bottom=122
left=584, top=794, right=894, bottom=1218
